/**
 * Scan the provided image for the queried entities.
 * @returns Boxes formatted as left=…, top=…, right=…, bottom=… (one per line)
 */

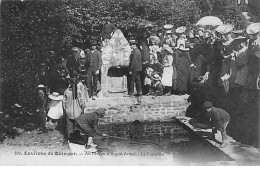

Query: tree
left=0, top=0, right=245, bottom=108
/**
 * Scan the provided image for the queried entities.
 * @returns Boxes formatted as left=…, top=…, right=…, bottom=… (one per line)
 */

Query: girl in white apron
left=161, top=45, right=174, bottom=96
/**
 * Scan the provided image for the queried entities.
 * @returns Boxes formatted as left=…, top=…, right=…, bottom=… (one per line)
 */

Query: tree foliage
left=0, top=0, right=246, bottom=108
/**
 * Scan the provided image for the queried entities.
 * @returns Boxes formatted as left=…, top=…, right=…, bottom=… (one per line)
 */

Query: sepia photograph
left=0, top=0, right=259, bottom=166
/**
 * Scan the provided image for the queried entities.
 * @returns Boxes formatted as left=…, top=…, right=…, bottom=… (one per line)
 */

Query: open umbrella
left=196, top=16, right=223, bottom=26
left=138, top=20, right=154, bottom=29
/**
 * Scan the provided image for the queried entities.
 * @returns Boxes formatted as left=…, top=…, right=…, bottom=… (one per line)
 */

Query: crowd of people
left=134, top=22, right=260, bottom=97
left=34, top=19, right=260, bottom=150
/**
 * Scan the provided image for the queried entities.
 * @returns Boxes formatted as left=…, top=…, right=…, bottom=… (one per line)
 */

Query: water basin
left=94, top=121, right=233, bottom=165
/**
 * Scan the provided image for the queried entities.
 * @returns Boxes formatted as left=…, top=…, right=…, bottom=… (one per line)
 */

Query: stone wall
left=99, top=121, right=188, bottom=141
left=85, top=95, right=190, bottom=124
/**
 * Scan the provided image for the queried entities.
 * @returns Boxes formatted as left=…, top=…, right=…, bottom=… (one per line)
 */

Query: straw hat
left=48, top=92, right=63, bottom=101
left=215, top=24, right=234, bottom=35
left=246, top=23, right=260, bottom=35
left=129, top=39, right=138, bottom=44
left=176, top=26, right=186, bottom=34
left=164, top=24, right=174, bottom=29
left=37, top=84, right=46, bottom=88
left=152, top=73, right=161, bottom=81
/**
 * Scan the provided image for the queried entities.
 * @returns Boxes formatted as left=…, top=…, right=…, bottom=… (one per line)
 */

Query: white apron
left=162, top=66, right=173, bottom=87
left=47, top=100, right=63, bottom=119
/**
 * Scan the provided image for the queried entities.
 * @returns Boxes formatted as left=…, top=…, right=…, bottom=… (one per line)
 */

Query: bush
left=0, top=0, right=245, bottom=108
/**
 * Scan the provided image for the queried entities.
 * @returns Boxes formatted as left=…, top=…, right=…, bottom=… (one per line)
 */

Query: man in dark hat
left=203, top=101, right=230, bottom=148
left=73, top=108, right=107, bottom=152
left=86, top=40, right=102, bottom=99
left=129, top=39, right=143, bottom=96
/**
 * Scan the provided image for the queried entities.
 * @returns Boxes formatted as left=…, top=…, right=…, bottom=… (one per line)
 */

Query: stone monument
left=99, top=29, right=131, bottom=97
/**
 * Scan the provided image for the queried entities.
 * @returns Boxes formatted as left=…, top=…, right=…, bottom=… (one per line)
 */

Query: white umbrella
left=196, top=16, right=223, bottom=26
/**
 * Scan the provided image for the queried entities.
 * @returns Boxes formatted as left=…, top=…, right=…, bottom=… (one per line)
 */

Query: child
left=144, top=67, right=154, bottom=94
left=148, top=73, right=163, bottom=96
left=203, top=101, right=230, bottom=148
left=149, top=37, right=161, bottom=64
left=74, top=108, right=107, bottom=152
left=47, top=92, right=64, bottom=127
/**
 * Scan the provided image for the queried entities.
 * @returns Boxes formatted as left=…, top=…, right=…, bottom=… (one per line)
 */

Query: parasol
left=196, top=16, right=223, bottom=26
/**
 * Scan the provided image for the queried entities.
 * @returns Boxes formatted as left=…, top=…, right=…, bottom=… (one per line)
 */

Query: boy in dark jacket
left=74, top=108, right=107, bottom=151
left=203, top=101, right=230, bottom=147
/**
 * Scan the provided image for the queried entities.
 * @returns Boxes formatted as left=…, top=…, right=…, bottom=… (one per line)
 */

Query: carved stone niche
left=98, top=29, right=131, bottom=97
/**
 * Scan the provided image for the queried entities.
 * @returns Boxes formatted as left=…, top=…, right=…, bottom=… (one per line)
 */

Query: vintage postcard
left=0, top=0, right=259, bottom=166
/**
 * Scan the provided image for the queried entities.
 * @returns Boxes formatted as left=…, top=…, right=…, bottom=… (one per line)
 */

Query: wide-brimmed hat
left=176, top=26, right=186, bottom=34
left=48, top=92, right=63, bottom=101
left=37, top=84, right=47, bottom=89
left=203, top=101, right=213, bottom=109
left=152, top=73, right=161, bottom=81
left=246, top=22, right=260, bottom=35
left=164, top=24, right=174, bottom=29
left=234, top=36, right=248, bottom=41
left=164, top=44, right=173, bottom=54
left=197, top=27, right=205, bottom=32
left=215, top=24, right=234, bottom=35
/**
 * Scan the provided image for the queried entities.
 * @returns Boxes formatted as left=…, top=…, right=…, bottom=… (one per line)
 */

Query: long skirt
left=176, top=60, right=190, bottom=92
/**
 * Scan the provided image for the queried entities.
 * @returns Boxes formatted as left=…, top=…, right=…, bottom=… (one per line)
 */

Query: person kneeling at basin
left=203, top=101, right=230, bottom=148
left=74, top=108, right=107, bottom=151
